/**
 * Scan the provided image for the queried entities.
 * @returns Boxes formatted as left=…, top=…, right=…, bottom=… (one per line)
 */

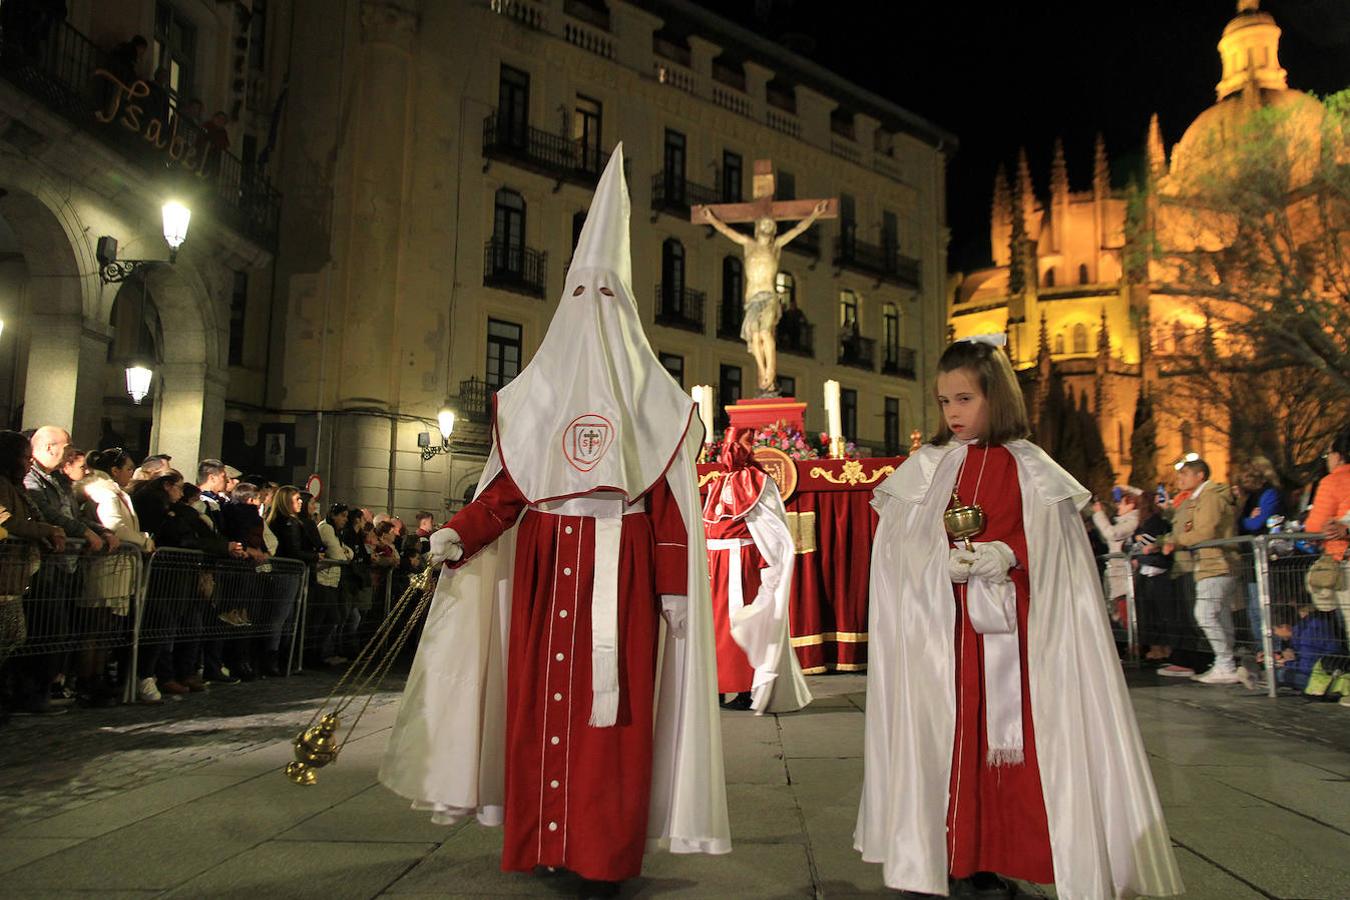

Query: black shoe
left=204, top=669, right=241, bottom=685
left=719, top=691, right=753, bottom=711
left=235, top=663, right=259, bottom=682
left=959, top=872, right=1014, bottom=897
left=578, top=880, right=621, bottom=898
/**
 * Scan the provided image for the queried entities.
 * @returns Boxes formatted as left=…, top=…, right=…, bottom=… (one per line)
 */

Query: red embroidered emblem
left=562, top=414, right=614, bottom=472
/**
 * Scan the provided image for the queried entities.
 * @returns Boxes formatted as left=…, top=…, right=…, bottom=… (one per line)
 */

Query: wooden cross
left=690, top=159, right=838, bottom=225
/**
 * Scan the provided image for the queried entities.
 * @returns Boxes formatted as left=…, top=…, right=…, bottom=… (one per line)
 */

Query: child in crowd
left=856, top=335, right=1182, bottom=898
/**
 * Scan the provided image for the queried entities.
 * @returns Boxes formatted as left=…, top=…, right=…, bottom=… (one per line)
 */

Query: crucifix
left=693, top=159, right=838, bottom=396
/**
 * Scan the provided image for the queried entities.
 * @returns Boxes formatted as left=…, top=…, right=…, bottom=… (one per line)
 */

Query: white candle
left=824, top=379, right=843, bottom=451
left=692, top=385, right=715, bottom=442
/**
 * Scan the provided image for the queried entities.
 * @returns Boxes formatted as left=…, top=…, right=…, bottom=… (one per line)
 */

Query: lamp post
left=98, top=202, right=192, bottom=404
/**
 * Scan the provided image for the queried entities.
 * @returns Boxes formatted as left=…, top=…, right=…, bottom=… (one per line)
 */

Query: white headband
left=959, top=333, right=1007, bottom=348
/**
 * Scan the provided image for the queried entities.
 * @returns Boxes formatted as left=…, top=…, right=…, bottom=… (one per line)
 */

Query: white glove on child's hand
left=968, top=540, right=1016, bottom=583
left=428, top=527, right=464, bottom=566
left=948, top=547, right=977, bottom=583
left=660, top=594, right=687, bottom=639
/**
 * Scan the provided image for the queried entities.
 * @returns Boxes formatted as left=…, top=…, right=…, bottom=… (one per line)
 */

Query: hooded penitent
left=378, top=145, right=730, bottom=877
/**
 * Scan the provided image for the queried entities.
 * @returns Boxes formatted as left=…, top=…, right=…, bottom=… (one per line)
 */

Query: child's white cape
left=854, top=439, right=1182, bottom=899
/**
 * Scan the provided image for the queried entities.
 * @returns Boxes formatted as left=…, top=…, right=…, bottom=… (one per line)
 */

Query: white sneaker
left=1339, top=695, right=1350, bottom=708
left=138, top=676, right=162, bottom=703
left=1192, top=667, right=1241, bottom=685
left=1157, top=664, right=1196, bottom=678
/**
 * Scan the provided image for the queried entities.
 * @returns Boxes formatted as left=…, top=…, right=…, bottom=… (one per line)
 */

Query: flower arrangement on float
left=703, top=420, right=858, bottom=462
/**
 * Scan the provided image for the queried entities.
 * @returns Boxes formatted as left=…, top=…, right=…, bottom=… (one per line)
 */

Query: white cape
left=854, top=440, right=1182, bottom=899
left=725, top=477, right=812, bottom=714
left=378, top=425, right=731, bottom=856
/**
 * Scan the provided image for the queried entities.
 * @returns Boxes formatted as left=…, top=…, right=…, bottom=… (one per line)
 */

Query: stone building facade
left=0, top=0, right=280, bottom=469
left=267, top=0, right=954, bottom=517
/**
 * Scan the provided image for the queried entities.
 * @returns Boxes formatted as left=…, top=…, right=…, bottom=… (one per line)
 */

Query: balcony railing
left=652, top=171, right=720, bottom=219
left=834, top=233, right=921, bottom=288
left=782, top=224, right=821, bottom=259
left=0, top=18, right=281, bottom=247
left=839, top=334, right=876, bottom=371
left=457, top=377, right=492, bottom=424
left=654, top=283, right=705, bottom=333
left=482, top=110, right=611, bottom=187
left=483, top=238, right=547, bottom=298
left=882, top=345, right=917, bottom=378
left=777, top=312, right=815, bottom=357
left=717, top=301, right=743, bottom=341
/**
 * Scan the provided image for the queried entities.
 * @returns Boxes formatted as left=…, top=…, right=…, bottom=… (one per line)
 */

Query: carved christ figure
left=701, top=199, right=830, bottom=396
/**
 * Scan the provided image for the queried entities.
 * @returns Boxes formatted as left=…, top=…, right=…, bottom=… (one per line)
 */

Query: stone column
left=151, top=361, right=223, bottom=469
left=334, top=1, right=419, bottom=412
left=22, top=313, right=111, bottom=446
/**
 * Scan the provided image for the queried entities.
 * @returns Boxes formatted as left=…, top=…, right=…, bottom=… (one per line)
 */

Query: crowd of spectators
left=0, top=425, right=440, bottom=723
left=1088, top=426, right=1350, bottom=705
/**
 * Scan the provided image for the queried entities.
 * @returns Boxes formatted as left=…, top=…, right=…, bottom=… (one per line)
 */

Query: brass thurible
left=943, top=488, right=986, bottom=552
left=283, top=560, right=441, bottom=787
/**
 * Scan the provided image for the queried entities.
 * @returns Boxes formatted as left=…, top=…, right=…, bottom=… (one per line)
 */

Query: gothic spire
left=992, top=163, right=1010, bottom=224
left=1050, top=137, right=1068, bottom=199
left=1093, top=132, right=1109, bottom=197
left=1146, top=113, right=1166, bottom=181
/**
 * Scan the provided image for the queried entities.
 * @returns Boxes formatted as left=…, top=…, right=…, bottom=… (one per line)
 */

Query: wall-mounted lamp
left=98, top=200, right=192, bottom=283
left=419, top=400, right=458, bottom=461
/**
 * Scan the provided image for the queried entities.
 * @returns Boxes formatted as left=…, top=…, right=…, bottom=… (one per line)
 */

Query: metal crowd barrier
left=1098, top=533, right=1345, bottom=699
left=0, top=540, right=141, bottom=661
left=0, top=538, right=311, bottom=703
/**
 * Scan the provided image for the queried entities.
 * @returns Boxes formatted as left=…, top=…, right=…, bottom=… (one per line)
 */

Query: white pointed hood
left=493, top=144, right=699, bottom=503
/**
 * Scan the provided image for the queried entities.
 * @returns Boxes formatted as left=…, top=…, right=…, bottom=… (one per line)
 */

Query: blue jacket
left=1288, top=614, right=1343, bottom=689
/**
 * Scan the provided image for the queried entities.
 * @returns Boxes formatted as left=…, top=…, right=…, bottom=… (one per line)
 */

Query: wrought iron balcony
left=654, top=283, right=705, bottom=333
left=882, top=345, right=917, bottom=379
left=457, top=377, right=492, bottom=424
left=0, top=18, right=281, bottom=247
left=839, top=334, right=876, bottom=371
left=483, top=238, right=548, bottom=298
left=482, top=110, right=611, bottom=187
left=777, top=312, right=815, bottom=357
left=833, top=233, right=921, bottom=288
left=651, top=171, right=720, bottom=219
left=782, top=224, right=821, bottom=259
left=716, top=300, right=743, bottom=341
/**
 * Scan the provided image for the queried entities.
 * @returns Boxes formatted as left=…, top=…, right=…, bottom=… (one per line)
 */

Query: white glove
left=660, top=594, right=687, bottom=639
left=948, top=547, right=977, bottom=583
left=968, top=540, right=1016, bottom=584
left=428, top=527, right=464, bottom=566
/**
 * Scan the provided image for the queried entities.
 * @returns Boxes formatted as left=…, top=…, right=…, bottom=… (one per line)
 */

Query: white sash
left=965, top=576, right=1023, bottom=766
left=706, top=538, right=753, bottom=619
left=531, top=494, right=643, bottom=728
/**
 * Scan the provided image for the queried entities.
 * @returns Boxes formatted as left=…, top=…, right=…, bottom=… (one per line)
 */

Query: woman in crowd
left=1131, top=489, right=1183, bottom=665
left=312, top=502, right=353, bottom=666
left=1092, top=487, right=1142, bottom=630
left=264, top=485, right=321, bottom=676
left=340, top=507, right=373, bottom=659
left=0, top=431, right=65, bottom=719
left=76, top=448, right=150, bottom=705
left=1304, top=425, right=1350, bottom=700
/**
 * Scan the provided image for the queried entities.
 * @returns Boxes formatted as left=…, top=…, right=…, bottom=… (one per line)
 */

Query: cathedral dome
left=1166, top=1, right=1326, bottom=188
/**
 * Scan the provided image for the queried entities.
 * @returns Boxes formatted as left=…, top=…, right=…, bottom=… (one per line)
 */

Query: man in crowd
left=18, top=427, right=117, bottom=714
left=1164, top=457, right=1241, bottom=685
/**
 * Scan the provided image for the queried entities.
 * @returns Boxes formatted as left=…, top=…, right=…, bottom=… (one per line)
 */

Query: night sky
left=696, top=0, right=1350, bottom=273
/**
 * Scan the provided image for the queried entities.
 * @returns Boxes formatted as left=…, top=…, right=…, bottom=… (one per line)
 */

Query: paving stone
left=164, top=839, right=436, bottom=900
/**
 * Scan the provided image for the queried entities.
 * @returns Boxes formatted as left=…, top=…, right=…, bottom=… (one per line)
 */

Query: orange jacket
left=1305, top=463, right=1350, bottom=560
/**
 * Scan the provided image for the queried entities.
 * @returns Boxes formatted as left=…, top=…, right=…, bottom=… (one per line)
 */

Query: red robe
left=946, top=445, right=1055, bottom=884
left=446, top=470, right=688, bottom=882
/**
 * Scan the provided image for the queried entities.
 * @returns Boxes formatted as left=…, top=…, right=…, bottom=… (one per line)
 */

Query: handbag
left=1306, top=553, right=1343, bottom=593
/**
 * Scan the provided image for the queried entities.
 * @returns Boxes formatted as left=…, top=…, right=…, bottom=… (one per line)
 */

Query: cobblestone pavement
left=0, top=668, right=1347, bottom=898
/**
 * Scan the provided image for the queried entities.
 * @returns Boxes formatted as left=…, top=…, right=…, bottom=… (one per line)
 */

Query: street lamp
left=420, top=400, right=458, bottom=460
left=98, top=200, right=193, bottom=283
left=125, top=364, right=153, bottom=404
